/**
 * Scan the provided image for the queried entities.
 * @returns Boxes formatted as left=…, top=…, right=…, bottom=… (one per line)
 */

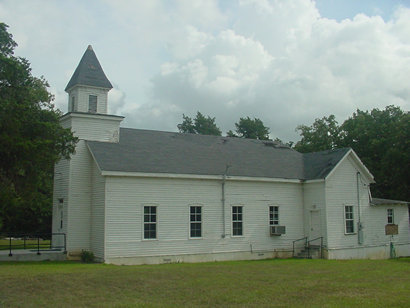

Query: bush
left=81, top=250, right=95, bottom=263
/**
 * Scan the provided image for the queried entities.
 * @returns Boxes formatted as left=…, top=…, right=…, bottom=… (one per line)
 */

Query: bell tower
left=52, top=45, right=123, bottom=257
left=61, top=45, right=123, bottom=143
left=65, top=45, right=113, bottom=114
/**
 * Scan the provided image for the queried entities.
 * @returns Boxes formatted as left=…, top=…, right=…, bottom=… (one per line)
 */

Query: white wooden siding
left=51, top=158, right=69, bottom=247
left=68, top=86, right=109, bottom=114
left=52, top=106, right=74, bottom=239
left=90, top=159, right=106, bottom=259
left=54, top=112, right=122, bottom=253
left=69, top=115, right=121, bottom=143
left=327, top=201, right=410, bottom=259
left=362, top=204, right=409, bottom=248
left=226, top=181, right=304, bottom=244
left=66, top=140, right=92, bottom=251
left=303, top=181, right=327, bottom=245
left=104, top=176, right=304, bottom=259
left=324, top=154, right=409, bottom=255
left=325, top=155, right=370, bottom=249
left=52, top=115, right=71, bottom=246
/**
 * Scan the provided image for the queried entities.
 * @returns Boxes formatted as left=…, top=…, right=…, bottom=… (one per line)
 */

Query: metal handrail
left=307, top=236, right=323, bottom=259
left=1, top=233, right=66, bottom=256
left=292, top=236, right=308, bottom=257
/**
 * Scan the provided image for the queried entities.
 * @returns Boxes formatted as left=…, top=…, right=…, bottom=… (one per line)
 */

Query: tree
left=0, top=23, right=78, bottom=234
left=178, top=111, right=222, bottom=136
left=294, top=106, right=409, bottom=201
left=177, top=114, right=196, bottom=134
left=294, top=115, right=340, bottom=153
left=338, top=106, right=409, bottom=201
left=229, top=117, right=270, bottom=140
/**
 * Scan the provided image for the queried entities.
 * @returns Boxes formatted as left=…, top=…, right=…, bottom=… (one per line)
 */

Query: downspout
left=301, top=180, right=306, bottom=238
left=356, top=171, right=363, bottom=244
left=221, top=165, right=230, bottom=238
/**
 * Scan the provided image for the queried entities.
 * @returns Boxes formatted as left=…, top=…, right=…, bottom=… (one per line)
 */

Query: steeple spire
left=65, top=45, right=112, bottom=92
left=65, top=45, right=113, bottom=114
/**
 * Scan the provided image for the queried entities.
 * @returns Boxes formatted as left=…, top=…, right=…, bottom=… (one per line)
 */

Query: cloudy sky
left=1, top=0, right=410, bottom=142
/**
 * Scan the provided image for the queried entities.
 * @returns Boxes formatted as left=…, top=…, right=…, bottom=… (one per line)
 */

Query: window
left=232, top=206, right=243, bottom=236
left=190, top=206, right=202, bottom=238
left=387, top=209, right=394, bottom=224
left=143, top=206, right=157, bottom=239
left=344, top=206, right=354, bottom=234
left=88, top=95, right=97, bottom=113
left=71, top=96, right=76, bottom=112
left=269, top=206, right=279, bottom=225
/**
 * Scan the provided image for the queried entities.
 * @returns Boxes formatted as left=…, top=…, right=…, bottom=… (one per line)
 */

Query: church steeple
left=66, top=45, right=112, bottom=114
left=65, top=45, right=112, bottom=91
left=53, top=46, right=124, bottom=256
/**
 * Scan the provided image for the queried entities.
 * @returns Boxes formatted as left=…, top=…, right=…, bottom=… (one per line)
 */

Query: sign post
left=385, top=224, right=398, bottom=258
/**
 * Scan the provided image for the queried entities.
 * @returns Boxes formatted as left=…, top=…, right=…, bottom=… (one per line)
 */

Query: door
left=310, top=210, right=321, bottom=239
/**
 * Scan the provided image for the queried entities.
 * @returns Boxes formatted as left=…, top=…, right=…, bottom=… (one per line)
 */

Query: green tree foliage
left=178, top=111, right=222, bottom=136
left=0, top=23, right=78, bottom=234
left=294, top=115, right=340, bottom=153
left=229, top=117, right=270, bottom=140
left=338, top=106, right=409, bottom=201
left=294, top=106, right=409, bottom=200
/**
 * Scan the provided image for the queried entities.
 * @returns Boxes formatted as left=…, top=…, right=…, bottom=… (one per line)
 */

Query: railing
left=0, top=233, right=66, bottom=256
left=307, top=236, right=323, bottom=259
left=292, top=236, right=308, bottom=257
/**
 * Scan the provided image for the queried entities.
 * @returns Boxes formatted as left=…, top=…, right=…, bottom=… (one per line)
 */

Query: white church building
left=52, top=46, right=409, bottom=264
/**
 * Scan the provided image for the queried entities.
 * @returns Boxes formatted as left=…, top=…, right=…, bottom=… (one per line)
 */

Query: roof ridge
left=119, top=127, right=295, bottom=145
left=302, top=147, right=351, bottom=156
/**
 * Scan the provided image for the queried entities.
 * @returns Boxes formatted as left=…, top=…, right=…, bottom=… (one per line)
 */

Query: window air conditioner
left=270, top=225, right=286, bottom=236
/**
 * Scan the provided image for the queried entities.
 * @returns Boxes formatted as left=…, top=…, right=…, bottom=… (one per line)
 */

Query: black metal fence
left=0, top=233, right=66, bottom=256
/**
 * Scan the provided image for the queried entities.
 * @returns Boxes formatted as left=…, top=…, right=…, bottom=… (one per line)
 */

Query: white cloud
left=1, top=0, right=409, bottom=142
left=137, top=1, right=410, bottom=140
left=167, top=26, right=214, bottom=60
left=174, top=0, right=226, bottom=31
left=108, top=87, right=127, bottom=115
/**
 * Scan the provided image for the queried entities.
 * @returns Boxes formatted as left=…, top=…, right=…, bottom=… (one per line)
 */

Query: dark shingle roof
left=87, top=128, right=350, bottom=180
left=65, top=45, right=113, bottom=91
left=303, top=148, right=350, bottom=180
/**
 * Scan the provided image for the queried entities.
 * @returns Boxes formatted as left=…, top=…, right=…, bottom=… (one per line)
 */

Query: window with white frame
left=387, top=209, right=394, bottom=224
left=232, top=206, right=243, bottom=236
left=88, top=95, right=97, bottom=113
left=344, top=205, right=354, bottom=234
left=269, top=206, right=279, bottom=225
left=143, top=206, right=157, bottom=239
left=190, top=206, right=202, bottom=238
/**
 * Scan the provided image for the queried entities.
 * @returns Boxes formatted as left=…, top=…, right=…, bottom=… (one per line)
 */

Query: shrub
left=81, top=250, right=95, bottom=263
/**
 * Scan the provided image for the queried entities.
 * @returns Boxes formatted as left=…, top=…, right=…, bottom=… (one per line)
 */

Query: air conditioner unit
left=270, top=225, right=286, bottom=236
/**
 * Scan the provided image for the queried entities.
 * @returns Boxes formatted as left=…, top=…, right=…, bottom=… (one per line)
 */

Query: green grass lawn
left=0, top=258, right=409, bottom=307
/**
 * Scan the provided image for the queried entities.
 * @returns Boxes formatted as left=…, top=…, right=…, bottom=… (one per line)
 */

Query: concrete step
left=295, top=247, right=322, bottom=259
